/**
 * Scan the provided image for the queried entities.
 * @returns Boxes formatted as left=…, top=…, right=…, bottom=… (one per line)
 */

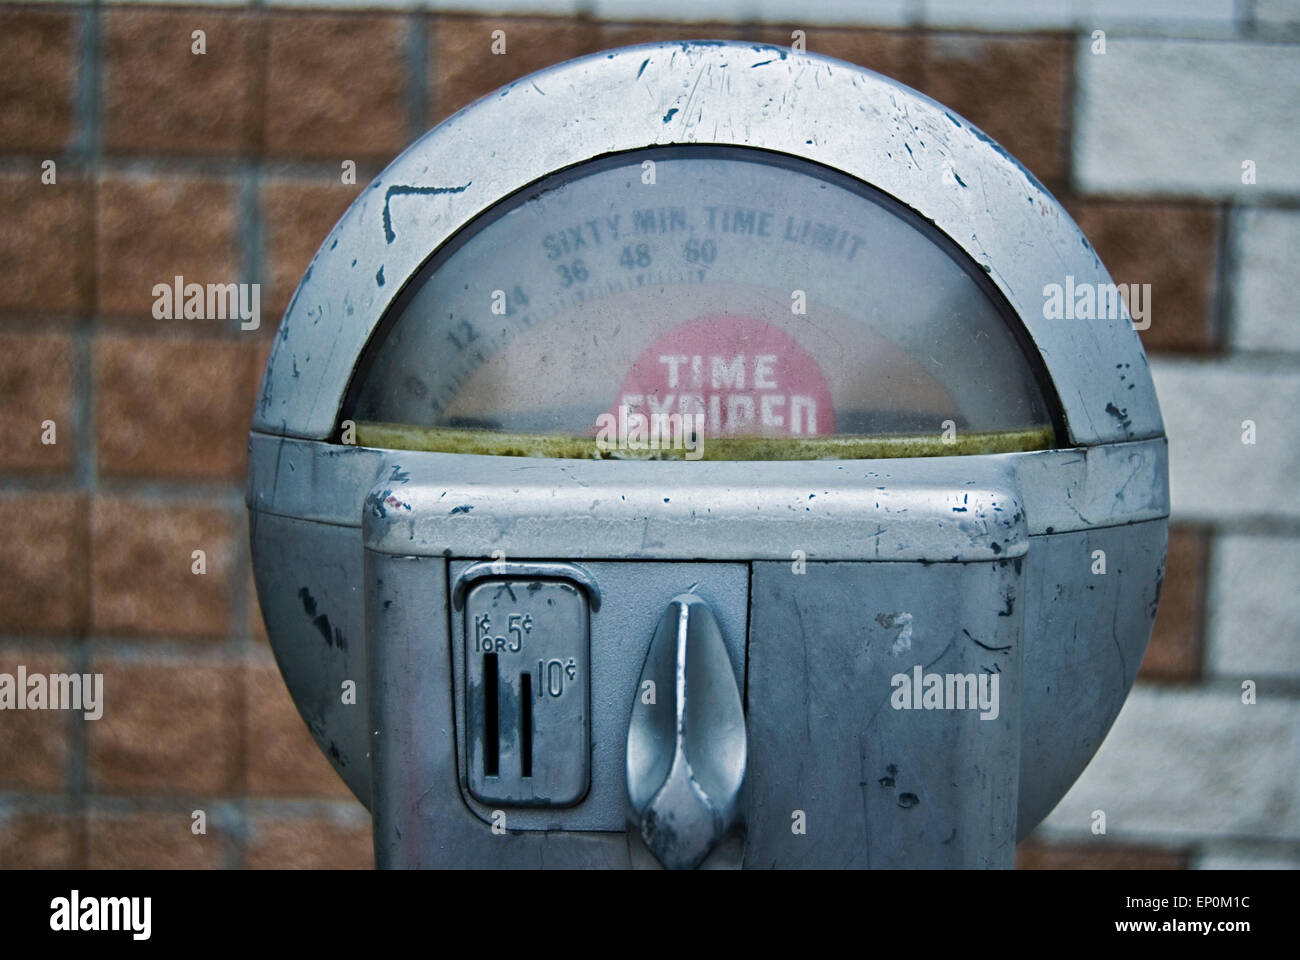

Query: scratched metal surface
left=360, top=453, right=1029, bottom=563
left=246, top=432, right=1169, bottom=538
left=746, top=558, right=1024, bottom=867
left=363, top=525, right=1162, bottom=864
left=250, top=510, right=371, bottom=805
left=246, top=39, right=1170, bottom=864
left=250, top=449, right=1165, bottom=846
left=368, top=550, right=631, bottom=868
left=1016, top=519, right=1167, bottom=834
left=248, top=433, right=1167, bottom=828
left=251, top=40, right=1162, bottom=447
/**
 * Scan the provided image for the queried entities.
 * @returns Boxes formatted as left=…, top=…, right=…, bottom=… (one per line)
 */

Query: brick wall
left=0, top=0, right=1296, bottom=869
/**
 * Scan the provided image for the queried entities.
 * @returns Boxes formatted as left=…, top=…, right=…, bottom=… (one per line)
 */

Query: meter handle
left=626, top=594, right=748, bottom=869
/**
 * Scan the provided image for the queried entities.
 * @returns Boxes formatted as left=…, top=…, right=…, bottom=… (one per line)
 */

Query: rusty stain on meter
left=465, top=578, right=591, bottom=806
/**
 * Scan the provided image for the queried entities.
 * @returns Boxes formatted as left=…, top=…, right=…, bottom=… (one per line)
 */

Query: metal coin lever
left=627, top=595, right=747, bottom=870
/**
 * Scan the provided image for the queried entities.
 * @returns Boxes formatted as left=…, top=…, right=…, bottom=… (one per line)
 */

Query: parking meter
left=248, top=41, right=1168, bottom=869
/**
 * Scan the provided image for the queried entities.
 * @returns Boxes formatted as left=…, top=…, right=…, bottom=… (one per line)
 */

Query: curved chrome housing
left=253, top=40, right=1160, bottom=447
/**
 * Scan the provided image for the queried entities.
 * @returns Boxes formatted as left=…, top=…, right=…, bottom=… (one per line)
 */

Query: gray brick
left=1256, top=0, right=1300, bottom=36
left=1075, top=38, right=1300, bottom=197
left=922, top=0, right=1237, bottom=33
left=1085, top=0, right=1236, bottom=33
left=1207, top=533, right=1300, bottom=679
left=1151, top=359, right=1300, bottom=522
left=921, top=0, right=1073, bottom=30
left=1042, top=686, right=1300, bottom=841
left=1230, top=207, right=1300, bottom=353
left=1193, top=841, right=1300, bottom=869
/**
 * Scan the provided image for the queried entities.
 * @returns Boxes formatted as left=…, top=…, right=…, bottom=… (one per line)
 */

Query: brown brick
left=0, top=812, right=79, bottom=868
left=0, top=175, right=93, bottom=316
left=431, top=16, right=605, bottom=124
left=87, top=809, right=227, bottom=869
left=250, top=332, right=271, bottom=415
left=602, top=20, right=740, bottom=48
left=266, top=13, right=407, bottom=160
left=0, top=333, right=76, bottom=473
left=751, top=27, right=920, bottom=87
left=1064, top=199, right=1220, bottom=354
left=0, top=650, right=71, bottom=791
left=250, top=570, right=270, bottom=646
left=1141, top=526, right=1208, bottom=683
left=103, top=9, right=258, bottom=157
left=245, top=812, right=373, bottom=869
left=0, top=494, right=88, bottom=634
left=0, top=8, right=79, bottom=153
left=918, top=33, right=1069, bottom=187
left=95, top=333, right=260, bottom=481
left=245, top=658, right=351, bottom=798
left=87, top=659, right=241, bottom=793
left=90, top=496, right=235, bottom=638
left=1016, top=839, right=1190, bottom=870
left=262, top=181, right=361, bottom=320
left=96, top=174, right=239, bottom=320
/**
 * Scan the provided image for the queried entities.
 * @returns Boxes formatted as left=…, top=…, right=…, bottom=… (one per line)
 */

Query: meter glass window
left=342, top=147, right=1059, bottom=459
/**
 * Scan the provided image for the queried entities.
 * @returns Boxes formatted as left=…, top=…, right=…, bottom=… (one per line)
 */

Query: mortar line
left=68, top=0, right=105, bottom=870
left=426, top=9, right=439, bottom=126
left=228, top=0, right=274, bottom=869
left=407, top=8, right=430, bottom=141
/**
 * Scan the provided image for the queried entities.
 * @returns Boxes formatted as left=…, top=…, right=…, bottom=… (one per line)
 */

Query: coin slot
left=484, top=653, right=499, bottom=777
left=520, top=672, right=533, bottom=778
left=463, top=576, right=590, bottom=806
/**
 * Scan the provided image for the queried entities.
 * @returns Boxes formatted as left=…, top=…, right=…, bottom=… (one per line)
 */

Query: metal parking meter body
left=247, top=42, right=1169, bottom=869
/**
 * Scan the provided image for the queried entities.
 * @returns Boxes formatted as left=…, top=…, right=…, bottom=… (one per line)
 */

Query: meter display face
left=343, top=147, right=1058, bottom=459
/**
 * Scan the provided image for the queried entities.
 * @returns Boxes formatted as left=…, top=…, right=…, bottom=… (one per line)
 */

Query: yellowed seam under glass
left=354, top=421, right=1055, bottom=460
